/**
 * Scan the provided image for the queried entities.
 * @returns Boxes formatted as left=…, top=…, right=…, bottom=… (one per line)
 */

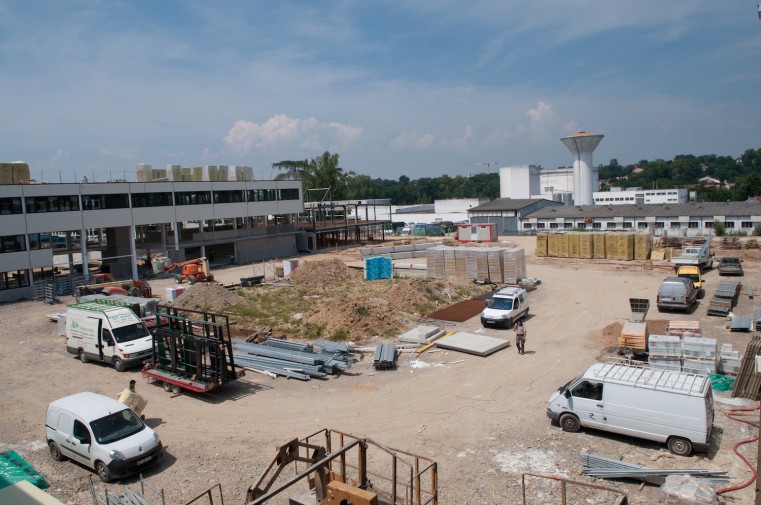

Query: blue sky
left=1, top=1, right=760, bottom=183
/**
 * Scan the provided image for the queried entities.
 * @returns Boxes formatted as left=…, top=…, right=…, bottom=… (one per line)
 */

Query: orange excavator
left=164, top=257, right=214, bottom=285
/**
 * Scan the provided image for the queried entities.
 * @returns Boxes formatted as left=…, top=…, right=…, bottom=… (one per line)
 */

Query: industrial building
left=593, top=187, right=689, bottom=205
left=520, top=200, right=761, bottom=237
left=467, top=198, right=563, bottom=235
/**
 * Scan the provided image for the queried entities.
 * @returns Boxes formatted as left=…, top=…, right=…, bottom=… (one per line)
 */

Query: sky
left=1, top=1, right=760, bottom=183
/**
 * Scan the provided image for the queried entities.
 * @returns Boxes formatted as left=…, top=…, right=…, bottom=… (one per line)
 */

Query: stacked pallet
left=634, top=233, right=653, bottom=260
left=593, top=233, right=606, bottom=258
left=425, top=246, right=527, bottom=284
left=648, top=335, right=682, bottom=372
left=606, top=233, right=635, bottom=260
left=718, top=237, right=742, bottom=250
left=425, top=247, right=446, bottom=279
left=719, top=344, right=742, bottom=375
left=476, top=252, right=490, bottom=280
left=568, top=233, right=581, bottom=258
left=487, top=249, right=503, bottom=282
left=666, top=321, right=701, bottom=338
left=535, top=233, right=549, bottom=257
left=681, top=337, right=718, bottom=375
left=365, top=256, right=393, bottom=280
left=578, top=233, right=594, bottom=259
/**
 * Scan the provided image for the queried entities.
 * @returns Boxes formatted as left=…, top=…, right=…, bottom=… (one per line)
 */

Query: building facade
left=0, top=180, right=303, bottom=303
left=593, top=187, right=689, bottom=205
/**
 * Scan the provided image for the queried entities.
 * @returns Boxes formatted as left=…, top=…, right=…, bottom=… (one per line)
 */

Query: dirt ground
left=1, top=236, right=759, bottom=505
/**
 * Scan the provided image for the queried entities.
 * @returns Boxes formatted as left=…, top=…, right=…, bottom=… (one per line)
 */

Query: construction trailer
left=246, top=428, right=438, bottom=505
left=142, top=306, right=245, bottom=394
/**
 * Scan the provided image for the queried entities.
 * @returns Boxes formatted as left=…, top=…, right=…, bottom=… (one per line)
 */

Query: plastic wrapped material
left=657, top=475, right=717, bottom=505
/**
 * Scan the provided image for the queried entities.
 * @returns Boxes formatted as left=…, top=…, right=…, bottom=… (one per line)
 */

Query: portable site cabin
left=456, top=223, right=497, bottom=243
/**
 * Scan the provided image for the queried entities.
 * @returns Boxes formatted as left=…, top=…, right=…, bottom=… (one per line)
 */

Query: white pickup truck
left=670, top=237, right=713, bottom=272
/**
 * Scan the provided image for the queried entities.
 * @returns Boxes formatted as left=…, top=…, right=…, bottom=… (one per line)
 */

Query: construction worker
left=514, top=321, right=526, bottom=355
left=117, top=380, right=148, bottom=420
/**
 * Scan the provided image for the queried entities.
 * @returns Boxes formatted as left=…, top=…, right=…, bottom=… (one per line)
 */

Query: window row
left=0, top=270, right=30, bottom=290
left=526, top=221, right=759, bottom=230
left=3, top=188, right=301, bottom=213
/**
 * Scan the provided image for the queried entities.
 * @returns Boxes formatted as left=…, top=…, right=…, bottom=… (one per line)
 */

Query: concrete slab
left=435, top=332, right=510, bottom=356
left=398, top=325, right=446, bottom=344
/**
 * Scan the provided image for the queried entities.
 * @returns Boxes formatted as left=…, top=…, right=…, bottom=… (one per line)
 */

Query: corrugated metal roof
left=468, top=198, right=558, bottom=212
left=394, top=204, right=435, bottom=214
left=523, top=200, right=761, bottom=219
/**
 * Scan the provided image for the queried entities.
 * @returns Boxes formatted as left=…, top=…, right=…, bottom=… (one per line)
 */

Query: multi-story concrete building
left=593, top=187, right=689, bottom=205
left=0, top=179, right=304, bottom=303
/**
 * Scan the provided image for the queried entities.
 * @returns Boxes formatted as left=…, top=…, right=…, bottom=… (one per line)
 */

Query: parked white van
left=46, top=392, right=163, bottom=482
left=480, top=286, right=529, bottom=328
left=546, top=362, right=713, bottom=456
left=66, top=301, right=153, bottom=372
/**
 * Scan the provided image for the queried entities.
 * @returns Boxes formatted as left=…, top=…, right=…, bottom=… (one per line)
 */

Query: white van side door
left=101, top=328, right=116, bottom=362
left=568, top=380, right=604, bottom=429
left=56, top=413, right=92, bottom=466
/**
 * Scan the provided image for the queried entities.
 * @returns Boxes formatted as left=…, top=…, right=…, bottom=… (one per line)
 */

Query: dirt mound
left=172, top=283, right=245, bottom=313
left=304, top=296, right=402, bottom=338
left=290, top=258, right=360, bottom=286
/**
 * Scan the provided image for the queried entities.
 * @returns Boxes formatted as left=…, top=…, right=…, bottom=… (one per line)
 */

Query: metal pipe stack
left=373, top=343, right=397, bottom=369
left=232, top=339, right=352, bottom=381
left=580, top=451, right=728, bottom=485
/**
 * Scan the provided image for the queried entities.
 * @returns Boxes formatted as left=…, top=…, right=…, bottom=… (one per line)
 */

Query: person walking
left=514, top=320, right=526, bottom=355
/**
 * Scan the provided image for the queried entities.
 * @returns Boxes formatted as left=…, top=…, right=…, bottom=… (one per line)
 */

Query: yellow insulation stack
left=593, top=233, right=606, bottom=259
left=607, top=233, right=634, bottom=260
left=547, top=233, right=558, bottom=257
left=556, top=233, right=569, bottom=258
left=568, top=233, right=581, bottom=258
left=579, top=233, right=594, bottom=259
left=535, top=233, right=548, bottom=257
left=0, top=162, right=31, bottom=183
left=634, top=233, right=653, bottom=260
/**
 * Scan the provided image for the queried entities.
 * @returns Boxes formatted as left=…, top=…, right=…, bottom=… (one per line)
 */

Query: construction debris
left=433, top=332, right=510, bottom=356
left=580, top=451, right=728, bottom=486
left=706, top=281, right=741, bottom=316
left=398, top=325, right=446, bottom=345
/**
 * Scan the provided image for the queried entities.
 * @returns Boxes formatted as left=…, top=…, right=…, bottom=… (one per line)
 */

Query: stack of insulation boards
left=681, top=336, right=718, bottom=375
left=0, top=162, right=31, bottom=184
left=619, top=321, right=648, bottom=352
left=425, top=246, right=526, bottom=283
left=719, top=344, right=742, bottom=375
left=537, top=232, right=652, bottom=261
left=648, top=335, right=682, bottom=372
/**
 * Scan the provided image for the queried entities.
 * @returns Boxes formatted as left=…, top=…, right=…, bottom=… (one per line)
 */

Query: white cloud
left=223, top=114, right=364, bottom=155
left=527, top=101, right=557, bottom=131
left=391, top=131, right=438, bottom=150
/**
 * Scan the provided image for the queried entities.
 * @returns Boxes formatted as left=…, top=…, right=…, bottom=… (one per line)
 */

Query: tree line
left=274, top=148, right=761, bottom=205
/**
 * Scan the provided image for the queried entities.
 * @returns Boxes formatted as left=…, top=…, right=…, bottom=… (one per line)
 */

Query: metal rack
left=593, top=362, right=709, bottom=396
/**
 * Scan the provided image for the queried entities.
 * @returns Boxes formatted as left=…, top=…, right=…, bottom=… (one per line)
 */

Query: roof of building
left=525, top=200, right=761, bottom=219
left=394, top=204, right=435, bottom=214
left=468, top=198, right=558, bottom=213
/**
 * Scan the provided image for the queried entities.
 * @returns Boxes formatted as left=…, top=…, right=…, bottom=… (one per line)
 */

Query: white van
left=546, top=363, right=713, bottom=456
left=480, top=286, right=529, bottom=328
left=45, top=392, right=163, bottom=482
left=65, top=301, right=153, bottom=372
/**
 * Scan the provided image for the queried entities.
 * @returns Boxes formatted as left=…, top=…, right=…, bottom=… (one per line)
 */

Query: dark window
left=73, top=420, right=90, bottom=443
left=670, top=222, right=680, bottom=228
left=593, top=223, right=602, bottom=229
left=571, top=381, right=603, bottom=401
left=213, top=190, right=245, bottom=204
left=0, top=270, right=30, bottom=290
left=606, top=223, right=616, bottom=229
left=623, top=221, right=633, bottom=228
left=742, top=221, right=754, bottom=228
left=175, top=191, right=211, bottom=206
left=522, top=223, right=532, bottom=229
left=689, top=222, right=699, bottom=228
left=0, top=235, right=26, bottom=253
left=537, top=223, right=545, bottom=229
left=247, top=189, right=276, bottom=202
left=0, top=197, right=22, bottom=215
left=563, top=223, right=573, bottom=229
left=82, top=194, right=129, bottom=210
left=28, top=233, right=51, bottom=250
left=638, top=222, right=649, bottom=228
left=24, top=195, right=80, bottom=213
left=724, top=221, right=735, bottom=228
left=278, top=188, right=299, bottom=201
left=131, top=192, right=173, bottom=208
left=549, top=223, right=558, bottom=229
left=654, top=222, right=665, bottom=228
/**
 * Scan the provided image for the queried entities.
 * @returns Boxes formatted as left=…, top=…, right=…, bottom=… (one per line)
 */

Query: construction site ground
left=1, top=236, right=760, bottom=504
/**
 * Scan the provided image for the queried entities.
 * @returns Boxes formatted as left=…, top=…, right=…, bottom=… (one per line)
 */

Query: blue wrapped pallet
left=365, top=256, right=393, bottom=280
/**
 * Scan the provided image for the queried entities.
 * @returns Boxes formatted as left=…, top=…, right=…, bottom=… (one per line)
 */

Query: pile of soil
left=172, top=283, right=245, bottom=313
left=305, top=296, right=401, bottom=338
left=289, top=258, right=360, bottom=286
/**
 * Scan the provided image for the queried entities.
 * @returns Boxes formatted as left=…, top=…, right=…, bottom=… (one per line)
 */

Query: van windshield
left=111, top=322, right=150, bottom=343
left=678, top=273, right=700, bottom=283
left=487, top=297, right=513, bottom=310
left=90, top=409, right=145, bottom=444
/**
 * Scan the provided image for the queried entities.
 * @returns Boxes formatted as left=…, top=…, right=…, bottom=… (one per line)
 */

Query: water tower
left=560, top=131, right=604, bottom=206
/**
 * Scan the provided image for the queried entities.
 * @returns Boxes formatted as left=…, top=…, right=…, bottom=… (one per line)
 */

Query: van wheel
left=78, top=349, right=90, bottom=364
left=667, top=437, right=693, bottom=456
left=96, top=461, right=112, bottom=483
left=163, top=381, right=172, bottom=392
left=559, top=414, right=581, bottom=433
left=113, top=358, right=125, bottom=372
left=48, top=441, right=65, bottom=461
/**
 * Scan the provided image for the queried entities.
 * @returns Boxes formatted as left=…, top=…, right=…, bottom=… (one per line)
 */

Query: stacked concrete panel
left=425, top=247, right=446, bottom=279
left=425, top=246, right=527, bottom=284
left=487, top=249, right=504, bottom=282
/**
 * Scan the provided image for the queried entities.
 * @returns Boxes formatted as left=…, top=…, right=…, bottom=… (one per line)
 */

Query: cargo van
left=546, top=363, right=713, bottom=456
left=657, top=277, right=698, bottom=312
left=65, top=301, right=153, bottom=372
left=480, top=286, right=529, bottom=328
left=46, top=392, right=163, bottom=482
